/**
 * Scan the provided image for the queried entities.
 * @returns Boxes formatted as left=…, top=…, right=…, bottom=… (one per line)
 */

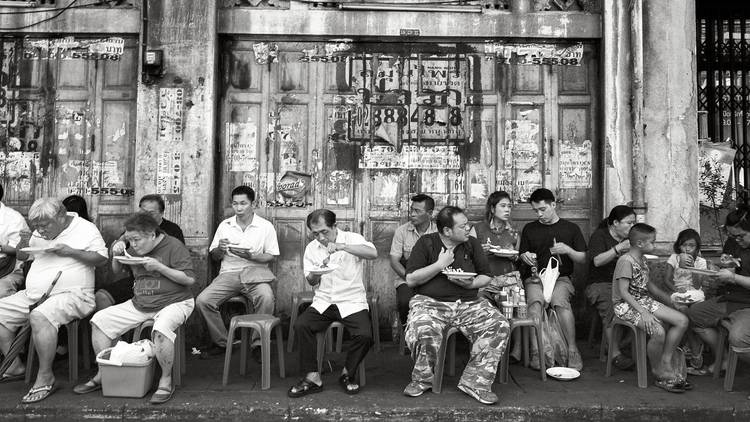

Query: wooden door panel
left=273, top=219, right=307, bottom=318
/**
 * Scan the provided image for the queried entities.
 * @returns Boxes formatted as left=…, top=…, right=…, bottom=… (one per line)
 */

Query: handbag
left=239, top=265, right=276, bottom=284
left=539, top=256, right=560, bottom=304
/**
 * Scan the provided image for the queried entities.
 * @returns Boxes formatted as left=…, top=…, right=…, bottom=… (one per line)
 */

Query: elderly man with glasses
left=0, top=198, right=107, bottom=403
left=402, top=205, right=509, bottom=405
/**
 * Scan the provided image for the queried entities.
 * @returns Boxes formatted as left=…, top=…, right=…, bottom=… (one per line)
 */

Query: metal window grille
left=697, top=3, right=750, bottom=196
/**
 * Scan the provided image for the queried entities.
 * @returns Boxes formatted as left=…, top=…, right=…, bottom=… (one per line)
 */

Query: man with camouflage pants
left=403, top=205, right=509, bottom=405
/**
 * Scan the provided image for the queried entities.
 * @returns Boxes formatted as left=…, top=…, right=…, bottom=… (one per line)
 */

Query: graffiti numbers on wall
left=484, top=42, right=584, bottom=66
left=23, top=37, right=124, bottom=61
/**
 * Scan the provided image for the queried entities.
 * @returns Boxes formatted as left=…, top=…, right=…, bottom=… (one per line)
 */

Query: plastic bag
left=539, top=257, right=560, bottom=303
left=107, top=339, right=155, bottom=366
left=541, top=307, right=568, bottom=368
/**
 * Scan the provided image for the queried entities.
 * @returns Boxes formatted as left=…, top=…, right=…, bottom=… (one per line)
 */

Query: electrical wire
left=0, top=0, right=79, bottom=30
left=0, top=0, right=109, bottom=14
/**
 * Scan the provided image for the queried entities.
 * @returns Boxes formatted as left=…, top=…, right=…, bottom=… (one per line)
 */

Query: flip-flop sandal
left=0, top=372, right=25, bottom=383
left=654, top=378, right=685, bottom=394
left=287, top=378, right=323, bottom=398
left=149, top=386, right=174, bottom=405
left=338, top=374, right=360, bottom=395
left=20, top=384, right=58, bottom=404
left=73, top=379, right=102, bottom=394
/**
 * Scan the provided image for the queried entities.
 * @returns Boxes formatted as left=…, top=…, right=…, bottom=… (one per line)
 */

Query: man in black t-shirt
left=402, top=206, right=509, bottom=405
left=519, top=189, right=587, bottom=371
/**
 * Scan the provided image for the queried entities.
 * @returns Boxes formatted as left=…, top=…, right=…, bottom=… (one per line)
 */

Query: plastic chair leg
left=433, top=333, right=451, bottom=394
left=222, top=321, right=237, bottom=386
left=81, top=321, right=91, bottom=370
left=173, top=327, right=183, bottom=387
left=522, top=326, right=530, bottom=367
left=447, top=334, right=456, bottom=377
left=287, top=297, right=299, bottom=352
left=358, top=358, right=366, bottom=387
left=634, top=328, right=648, bottom=388
left=275, top=325, right=286, bottom=378
left=605, top=324, right=618, bottom=377
left=67, top=320, right=79, bottom=382
left=533, top=323, right=547, bottom=381
left=335, top=325, right=344, bottom=353
left=399, top=323, right=407, bottom=355
left=714, top=328, right=727, bottom=380
left=724, top=348, right=738, bottom=392
left=239, top=328, right=249, bottom=376
left=261, top=327, right=272, bottom=390
left=316, top=332, right=326, bottom=373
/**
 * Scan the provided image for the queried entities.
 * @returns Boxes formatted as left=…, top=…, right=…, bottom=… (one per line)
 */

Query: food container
left=517, top=302, right=528, bottom=318
left=501, top=301, right=514, bottom=319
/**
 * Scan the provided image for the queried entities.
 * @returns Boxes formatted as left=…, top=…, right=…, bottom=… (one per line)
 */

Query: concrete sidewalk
left=1, top=339, right=750, bottom=421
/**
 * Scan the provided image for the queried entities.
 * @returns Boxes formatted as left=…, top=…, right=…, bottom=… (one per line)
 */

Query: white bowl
left=546, top=367, right=580, bottom=381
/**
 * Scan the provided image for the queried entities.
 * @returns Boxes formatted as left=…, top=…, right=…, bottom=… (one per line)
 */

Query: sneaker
left=403, top=381, right=431, bottom=397
left=457, top=383, right=498, bottom=405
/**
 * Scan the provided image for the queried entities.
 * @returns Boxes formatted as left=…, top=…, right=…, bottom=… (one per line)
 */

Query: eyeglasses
left=727, top=231, right=750, bottom=241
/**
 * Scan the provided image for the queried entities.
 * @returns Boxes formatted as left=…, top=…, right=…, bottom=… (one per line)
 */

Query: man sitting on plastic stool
left=74, top=213, right=195, bottom=405
left=287, top=208, right=376, bottom=397
left=403, top=205, right=509, bottom=405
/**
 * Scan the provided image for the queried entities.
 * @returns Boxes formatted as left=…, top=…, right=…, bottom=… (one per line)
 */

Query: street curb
left=3, top=404, right=750, bottom=421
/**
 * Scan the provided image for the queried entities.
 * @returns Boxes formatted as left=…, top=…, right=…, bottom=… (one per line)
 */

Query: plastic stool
left=398, top=321, right=407, bottom=355
left=226, top=295, right=251, bottom=313
left=26, top=318, right=91, bottom=383
left=606, top=317, right=648, bottom=388
left=498, top=318, right=547, bottom=383
left=287, top=291, right=315, bottom=352
left=714, top=319, right=741, bottom=391
left=316, top=321, right=366, bottom=386
left=133, top=320, right=186, bottom=386
left=432, top=327, right=459, bottom=394
left=222, top=314, right=285, bottom=389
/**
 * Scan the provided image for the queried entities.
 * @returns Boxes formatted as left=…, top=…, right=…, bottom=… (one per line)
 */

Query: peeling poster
left=158, top=88, right=184, bottom=146
left=559, top=139, right=592, bottom=189
left=226, top=122, right=258, bottom=172
left=156, top=152, right=182, bottom=195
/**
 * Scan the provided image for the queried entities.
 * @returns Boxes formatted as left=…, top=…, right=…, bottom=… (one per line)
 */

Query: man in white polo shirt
left=288, top=209, right=377, bottom=398
left=0, top=184, right=29, bottom=298
left=197, top=186, right=280, bottom=358
left=0, top=197, right=107, bottom=403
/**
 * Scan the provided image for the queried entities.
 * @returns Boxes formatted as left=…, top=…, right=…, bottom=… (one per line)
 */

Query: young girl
left=664, top=229, right=709, bottom=374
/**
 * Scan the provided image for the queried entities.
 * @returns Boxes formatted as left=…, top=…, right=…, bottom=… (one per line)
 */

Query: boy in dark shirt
left=403, top=206, right=509, bottom=405
left=519, top=188, right=587, bottom=371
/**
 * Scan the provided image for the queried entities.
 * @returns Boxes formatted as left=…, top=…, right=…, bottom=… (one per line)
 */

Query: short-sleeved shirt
left=389, top=221, right=438, bottom=285
left=304, top=230, right=375, bottom=318
left=519, top=219, right=587, bottom=278
left=209, top=214, right=280, bottom=274
left=406, top=233, right=491, bottom=302
left=0, top=202, right=29, bottom=272
left=612, top=254, right=650, bottom=304
left=128, top=235, right=194, bottom=312
left=719, top=240, right=750, bottom=312
left=587, top=227, right=619, bottom=286
left=160, top=218, right=185, bottom=244
left=26, top=213, right=108, bottom=298
left=666, top=254, right=707, bottom=291
left=473, top=220, right=518, bottom=276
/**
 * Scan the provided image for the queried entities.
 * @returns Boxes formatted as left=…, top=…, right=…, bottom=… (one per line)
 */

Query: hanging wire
left=1, top=0, right=79, bottom=30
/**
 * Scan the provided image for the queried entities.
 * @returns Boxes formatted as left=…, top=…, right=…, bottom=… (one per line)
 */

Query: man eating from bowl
left=196, top=186, right=280, bottom=360
left=288, top=209, right=377, bottom=398
left=402, top=205, right=509, bottom=405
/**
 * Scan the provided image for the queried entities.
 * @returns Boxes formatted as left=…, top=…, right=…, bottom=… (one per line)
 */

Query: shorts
left=613, top=297, right=661, bottom=326
left=96, top=276, right=135, bottom=306
left=91, top=298, right=194, bottom=343
left=0, top=289, right=95, bottom=332
left=524, top=275, right=575, bottom=310
left=585, top=282, right=614, bottom=324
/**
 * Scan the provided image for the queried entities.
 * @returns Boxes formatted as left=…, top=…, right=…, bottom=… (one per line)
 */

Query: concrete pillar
left=134, top=1, right=218, bottom=282
left=602, top=0, right=634, bottom=215
left=642, top=1, right=699, bottom=245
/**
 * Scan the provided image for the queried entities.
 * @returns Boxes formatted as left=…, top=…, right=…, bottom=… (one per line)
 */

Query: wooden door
left=1, top=37, right=139, bottom=245
left=218, top=40, right=599, bottom=324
